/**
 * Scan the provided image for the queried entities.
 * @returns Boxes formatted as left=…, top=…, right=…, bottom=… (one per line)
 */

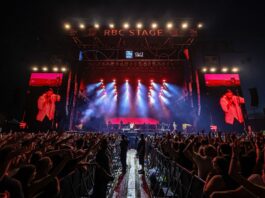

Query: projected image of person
left=36, top=88, right=60, bottom=131
left=219, top=89, right=245, bottom=131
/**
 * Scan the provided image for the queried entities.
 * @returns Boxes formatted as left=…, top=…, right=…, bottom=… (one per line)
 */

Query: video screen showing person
left=24, top=73, right=64, bottom=132
left=36, top=88, right=61, bottom=131
left=202, top=74, right=246, bottom=132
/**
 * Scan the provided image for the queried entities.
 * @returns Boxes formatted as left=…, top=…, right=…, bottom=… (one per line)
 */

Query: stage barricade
left=60, top=163, right=96, bottom=198
left=146, top=147, right=205, bottom=198
left=59, top=140, right=121, bottom=198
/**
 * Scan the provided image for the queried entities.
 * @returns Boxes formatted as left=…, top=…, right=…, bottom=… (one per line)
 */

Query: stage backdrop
left=74, top=60, right=193, bottom=130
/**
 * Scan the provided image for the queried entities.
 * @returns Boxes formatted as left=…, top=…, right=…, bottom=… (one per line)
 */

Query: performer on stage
left=220, top=89, right=245, bottom=131
left=36, top=88, right=60, bottom=131
left=129, top=122, right=135, bottom=132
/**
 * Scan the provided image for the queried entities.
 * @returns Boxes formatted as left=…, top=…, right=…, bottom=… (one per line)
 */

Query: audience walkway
left=112, top=149, right=151, bottom=198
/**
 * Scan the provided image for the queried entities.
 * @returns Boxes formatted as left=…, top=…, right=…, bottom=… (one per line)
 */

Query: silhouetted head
left=212, top=156, right=229, bottom=175
left=100, top=138, right=108, bottom=150
left=14, top=164, right=36, bottom=185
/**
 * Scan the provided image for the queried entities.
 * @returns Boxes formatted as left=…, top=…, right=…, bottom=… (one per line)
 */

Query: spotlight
left=232, top=67, right=239, bottom=72
left=61, top=67, right=67, bottom=72
left=166, top=22, right=173, bottom=29
left=162, top=79, right=166, bottom=83
left=109, top=23, right=115, bottom=28
left=123, top=23, right=129, bottom=29
left=210, top=67, right=216, bottom=72
left=113, top=79, right=116, bottom=82
left=150, top=79, right=154, bottom=83
left=64, top=23, right=71, bottom=30
left=136, top=22, right=143, bottom=29
left=53, top=67, right=59, bottom=72
left=151, top=23, right=158, bottom=29
left=100, top=79, right=104, bottom=82
left=138, top=79, right=141, bottom=83
left=79, top=23, right=85, bottom=29
left=94, top=23, right=100, bottom=29
left=197, top=23, right=203, bottom=29
left=181, top=22, right=188, bottom=29
left=125, top=79, right=129, bottom=83
left=42, top=67, right=48, bottom=71
left=32, top=67, right=38, bottom=71
left=222, top=67, right=228, bottom=72
left=202, top=68, right=207, bottom=72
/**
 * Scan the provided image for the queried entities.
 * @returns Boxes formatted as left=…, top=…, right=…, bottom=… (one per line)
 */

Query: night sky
left=1, top=0, right=265, bottom=120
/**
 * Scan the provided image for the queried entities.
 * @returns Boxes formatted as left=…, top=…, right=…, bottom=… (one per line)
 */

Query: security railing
left=59, top=139, right=121, bottom=198
left=146, top=147, right=205, bottom=198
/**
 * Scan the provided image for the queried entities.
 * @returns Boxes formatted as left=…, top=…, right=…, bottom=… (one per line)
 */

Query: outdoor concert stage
left=24, top=21, right=246, bottom=133
left=64, top=23, right=198, bottom=132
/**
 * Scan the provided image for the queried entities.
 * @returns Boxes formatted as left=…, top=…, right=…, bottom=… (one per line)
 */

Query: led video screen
left=29, top=73, right=63, bottom=87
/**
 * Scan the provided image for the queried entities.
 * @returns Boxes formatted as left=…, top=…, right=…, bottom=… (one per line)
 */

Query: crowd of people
left=0, top=132, right=122, bottom=198
left=0, top=130, right=264, bottom=198
left=146, top=131, right=265, bottom=197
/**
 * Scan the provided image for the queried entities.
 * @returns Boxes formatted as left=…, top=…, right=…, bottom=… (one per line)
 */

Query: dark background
left=1, top=0, right=265, bottom=122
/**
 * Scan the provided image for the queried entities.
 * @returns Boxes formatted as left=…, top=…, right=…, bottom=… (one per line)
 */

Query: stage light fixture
left=109, top=23, right=115, bottom=28
left=181, top=22, right=188, bottom=29
left=202, top=67, right=207, bottom=72
left=94, top=23, right=100, bottom=29
left=210, top=67, right=216, bottom=72
left=125, top=79, right=129, bottom=82
left=232, top=67, right=239, bottom=72
left=222, top=67, right=228, bottom=72
left=197, top=23, right=203, bottom=29
left=166, top=22, right=173, bottom=29
left=123, top=23, right=130, bottom=29
left=100, top=79, right=104, bottom=82
left=136, top=23, right=143, bottom=29
left=53, top=67, right=59, bottom=72
left=32, top=67, right=38, bottom=71
left=64, top=23, right=71, bottom=30
left=138, top=79, right=141, bottom=83
left=42, top=67, right=48, bottom=71
left=79, top=23, right=85, bottom=29
left=61, top=67, right=67, bottom=72
left=151, top=23, right=158, bottom=29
